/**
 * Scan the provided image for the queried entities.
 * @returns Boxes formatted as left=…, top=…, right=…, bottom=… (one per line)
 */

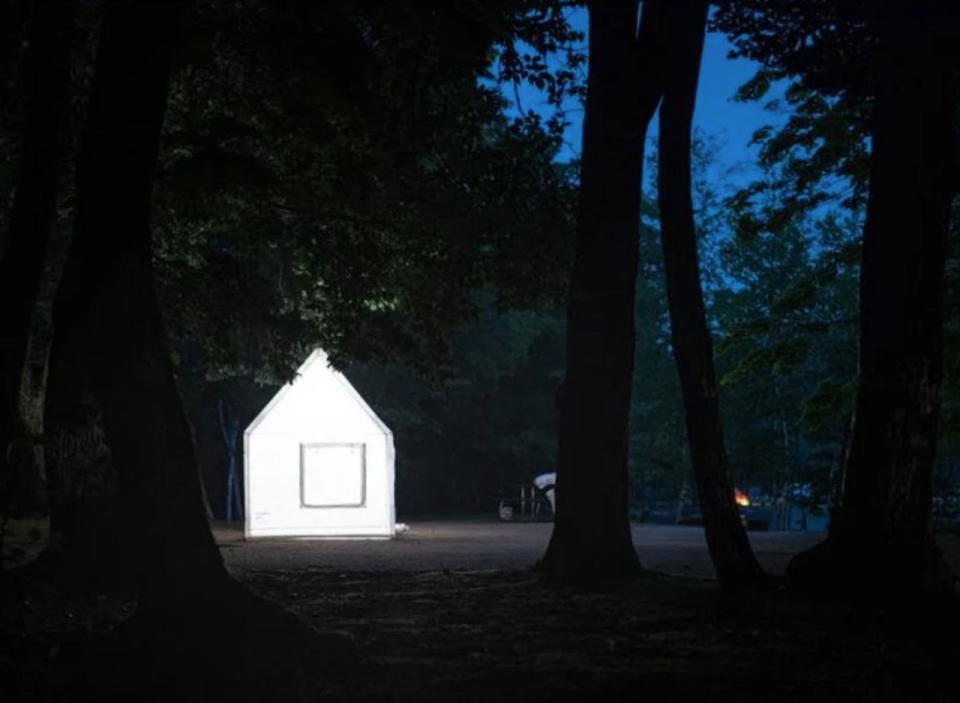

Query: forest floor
left=2, top=519, right=959, bottom=702
left=214, top=520, right=829, bottom=578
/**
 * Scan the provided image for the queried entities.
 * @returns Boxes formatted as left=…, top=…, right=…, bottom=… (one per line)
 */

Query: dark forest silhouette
left=1, top=1, right=958, bottom=700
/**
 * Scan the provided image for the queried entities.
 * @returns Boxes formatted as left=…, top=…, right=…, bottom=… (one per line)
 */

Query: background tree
left=0, top=0, right=75, bottom=521
left=809, top=1, right=958, bottom=596
left=40, top=0, right=224, bottom=606
left=147, top=0, right=580, bottom=517
left=29, top=2, right=352, bottom=697
left=153, top=0, right=579, bottom=383
left=539, top=0, right=666, bottom=582
left=715, top=210, right=860, bottom=521
left=656, top=0, right=763, bottom=589
left=715, top=0, right=960, bottom=596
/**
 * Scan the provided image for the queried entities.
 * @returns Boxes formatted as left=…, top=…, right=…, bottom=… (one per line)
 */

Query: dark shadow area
left=4, top=561, right=959, bottom=702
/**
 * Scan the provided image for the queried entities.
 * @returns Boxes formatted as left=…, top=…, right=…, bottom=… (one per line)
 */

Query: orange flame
left=734, top=488, right=750, bottom=507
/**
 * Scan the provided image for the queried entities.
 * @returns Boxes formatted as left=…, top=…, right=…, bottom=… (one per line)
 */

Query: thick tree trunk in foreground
left=0, top=0, right=76, bottom=519
left=656, top=1, right=764, bottom=590
left=540, top=0, right=665, bottom=582
left=42, top=0, right=230, bottom=605
left=788, top=2, right=959, bottom=599
left=42, top=5, right=348, bottom=698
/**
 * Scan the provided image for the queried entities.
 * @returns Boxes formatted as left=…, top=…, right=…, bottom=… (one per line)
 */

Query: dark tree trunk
left=0, top=1, right=28, bottom=215
left=0, top=0, right=76, bottom=519
left=788, top=2, right=959, bottom=598
left=656, top=1, right=764, bottom=590
left=539, top=0, right=666, bottom=582
left=41, top=4, right=348, bottom=697
left=43, top=0, right=230, bottom=604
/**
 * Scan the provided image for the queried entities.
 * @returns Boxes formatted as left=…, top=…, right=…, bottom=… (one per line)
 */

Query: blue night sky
left=507, top=14, right=789, bottom=190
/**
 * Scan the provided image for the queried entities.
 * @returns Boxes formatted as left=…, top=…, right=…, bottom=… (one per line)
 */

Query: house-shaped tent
left=244, top=350, right=395, bottom=539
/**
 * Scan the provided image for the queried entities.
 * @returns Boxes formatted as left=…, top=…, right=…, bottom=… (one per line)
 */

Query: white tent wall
left=244, top=350, right=396, bottom=539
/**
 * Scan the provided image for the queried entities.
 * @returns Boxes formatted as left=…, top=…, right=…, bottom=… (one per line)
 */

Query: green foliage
left=713, top=1, right=960, bottom=502
left=145, top=1, right=582, bottom=517
left=348, top=297, right=565, bottom=513
left=714, top=204, right=859, bottom=494
left=494, top=0, right=586, bottom=125
left=628, top=223, right=686, bottom=502
left=711, top=1, right=877, bottom=101
left=156, top=0, right=956, bottom=518
left=154, top=0, right=577, bottom=385
left=634, top=133, right=862, bottom=508
left=712, top=1, right=875, bottom=221
left=799, top=378, right=856, bottom=432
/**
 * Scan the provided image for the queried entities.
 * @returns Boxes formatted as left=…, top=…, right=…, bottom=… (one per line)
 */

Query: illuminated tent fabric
left=244, top=350, right=396, bottom=539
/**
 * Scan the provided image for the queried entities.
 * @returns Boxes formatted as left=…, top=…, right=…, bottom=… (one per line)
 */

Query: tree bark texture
left=540, top=0, right=666, bottom=582
left=0, top=0, right=76, bottom=519
left=41, top=7, right=354, bottom=695
left=656, top=0, right=764, bottom=589
left=788, top=2, right=959, bottom=598
left=0, top=1, right=29, bottom=224
left=43, top=0, right=231, bottom=607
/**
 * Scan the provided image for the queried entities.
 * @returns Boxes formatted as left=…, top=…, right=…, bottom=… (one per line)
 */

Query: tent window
left=300, top=443, right=366, bottom=508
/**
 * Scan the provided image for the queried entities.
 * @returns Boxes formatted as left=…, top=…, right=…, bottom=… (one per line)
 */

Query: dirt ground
left=212, top=521, right=960, bottom=701
left=217, top=519, right=960, bottom=579
left=217, top=521, right=831, bottom=577
left=237, top=567, right=958, bottom=702
left=4, top=520, right=960, bottom=702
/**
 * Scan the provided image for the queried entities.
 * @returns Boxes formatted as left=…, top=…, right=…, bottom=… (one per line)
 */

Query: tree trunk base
left=55, top=578, right=360, bottom=702
left=714, top=563, right=775, bottom=595
left=536, top=523, right=641, bottom=586
left=786, top=534, right=959, bottom=603
left=32, top=505, right=137, bottom=598
left=0, top=435, right=48, bottom=518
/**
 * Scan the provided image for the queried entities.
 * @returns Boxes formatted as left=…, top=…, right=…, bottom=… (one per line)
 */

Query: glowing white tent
left=243, top=350, right=396, bottom=539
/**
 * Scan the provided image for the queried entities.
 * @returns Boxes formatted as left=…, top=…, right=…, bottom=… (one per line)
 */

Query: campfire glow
left=734, top=489, right=750, bottom=507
